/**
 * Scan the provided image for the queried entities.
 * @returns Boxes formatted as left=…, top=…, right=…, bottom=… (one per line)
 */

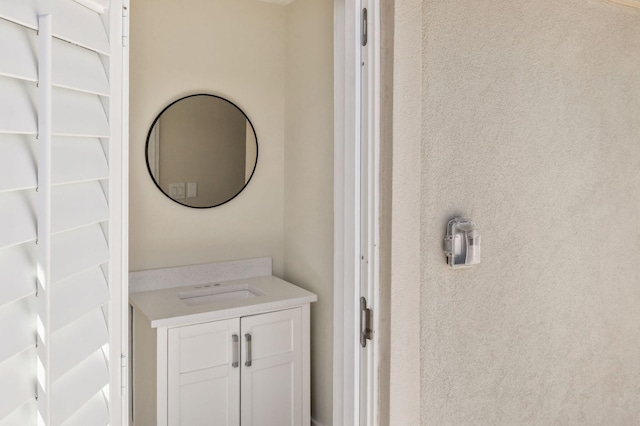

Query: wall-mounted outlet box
left=443, top=217, right=481, bottom=269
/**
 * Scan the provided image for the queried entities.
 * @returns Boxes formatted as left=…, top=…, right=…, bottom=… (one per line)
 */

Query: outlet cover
left=169, top=183, right=185, bottom=199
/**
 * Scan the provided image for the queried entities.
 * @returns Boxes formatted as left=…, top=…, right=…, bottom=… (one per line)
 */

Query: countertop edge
left=150, top=294, right=317, bottom=328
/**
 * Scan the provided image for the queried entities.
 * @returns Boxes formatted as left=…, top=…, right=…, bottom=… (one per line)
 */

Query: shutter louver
left=0, top=297, right=35, bottom=364
left=52, top=0, right=110, bottom=55
left=51, top=349, right=109, bottom=425
left=51, top=268, right=109, bottom=331
left=0, top=191, right=36, bottom=248
left=51, top=224, right=110, bottom=283
left=0, top=0, right=122, bottom=423
left=0, top=135, right=37, bottom=192
left=52, top=181, right=109, bottom=233
left=52, top=309, right=109, bottom=382
left=0, top=399, right=37, bottom=426
left=73, top=0, right=110, bottom=14
left=0, top=0, right=39, bottom=30
left=62, top=393, right=109, bottom=426
left=0, top=245, right=36, bottom=307
left=0, top=348, right=37, bottom=421
left=0, top=18, right=37, bottom=81
left=53, top=38, right=110, bottom=96
left=52, top=87, right=110, bottom=137
left=52, top=137, right=109, bottom=184
left=0, top=77, right=37, bottom=134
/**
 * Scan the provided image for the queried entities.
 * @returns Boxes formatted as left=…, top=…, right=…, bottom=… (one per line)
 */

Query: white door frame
left=359, top=0, right=381, bottom=424
left=333, top=0, right=380, bottom=424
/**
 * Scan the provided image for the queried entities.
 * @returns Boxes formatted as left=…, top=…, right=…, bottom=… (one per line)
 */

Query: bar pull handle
left=232, top=334, right=239, bottom=368
left=244, top=333, right=252, bottom=367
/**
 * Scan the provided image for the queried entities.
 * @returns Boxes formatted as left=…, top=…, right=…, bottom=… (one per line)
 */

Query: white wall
left=129, top=0, right=286, bottom=274
left=390, top=0, right=640, bottom=423
left=283, top=1, right=334, bottom=424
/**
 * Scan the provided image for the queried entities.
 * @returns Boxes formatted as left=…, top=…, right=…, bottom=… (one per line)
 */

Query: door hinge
left=361, top=8, right=368, bottom=47
left=121, top=353, right=127, bottom=395
left=360, top=297, right=373, bottom=347
left=122, top=5, right=129, bottom=47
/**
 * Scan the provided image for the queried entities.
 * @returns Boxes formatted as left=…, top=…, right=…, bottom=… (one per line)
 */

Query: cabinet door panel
left=240, top=308, right=302, bottom=426
left=250, top=317, right=294, bottom=360
left=178, top=324, right=230, bottom=373
left=178, top=369, right=233, bottom=426
left=248, top=361, right=294, bottom=426
left=168, top=318, right=240, bottom=426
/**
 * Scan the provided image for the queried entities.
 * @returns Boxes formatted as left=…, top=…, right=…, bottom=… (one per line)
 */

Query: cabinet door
left=240, top=308, right=302, bottom=426
left=168, top=318, right=241, bottom=426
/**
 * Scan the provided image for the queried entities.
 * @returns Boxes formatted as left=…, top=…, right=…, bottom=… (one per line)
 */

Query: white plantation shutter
left=0, top=0, right=127, bottom=424
left=0, top=7, right=40, bottom=425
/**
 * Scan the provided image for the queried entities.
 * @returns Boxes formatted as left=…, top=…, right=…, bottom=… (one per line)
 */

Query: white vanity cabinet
left=167, top=308, right=303, bottom=426
left=129, top=274, right=316, bottom=426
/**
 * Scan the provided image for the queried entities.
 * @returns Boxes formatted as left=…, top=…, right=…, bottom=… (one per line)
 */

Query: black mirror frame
left=145, top=93, right=259, bottom=209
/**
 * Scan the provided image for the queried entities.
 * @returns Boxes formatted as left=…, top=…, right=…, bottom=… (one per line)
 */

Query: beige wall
left=390, top=0, right=640, bottom=424
left=283, top=1, right=334, bottom=424
left=246, top=121, right=257, bottom=182
left=129, top=0, right=286, bottom=273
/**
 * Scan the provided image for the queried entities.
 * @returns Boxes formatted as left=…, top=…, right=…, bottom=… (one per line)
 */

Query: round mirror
left=145, top=94, right=258, bottom=208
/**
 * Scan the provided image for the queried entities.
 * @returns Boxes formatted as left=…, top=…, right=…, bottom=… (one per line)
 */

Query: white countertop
left=129, top=275, right=318, bottom=328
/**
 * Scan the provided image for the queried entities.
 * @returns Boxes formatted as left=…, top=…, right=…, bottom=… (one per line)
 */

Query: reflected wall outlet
left=168, top=183, right=185, bottom=199
left=187, top=182, right=197, bottom=198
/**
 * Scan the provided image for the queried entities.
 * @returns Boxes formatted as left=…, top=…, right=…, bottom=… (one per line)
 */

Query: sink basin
left=178, top=283, right=264, bottom=306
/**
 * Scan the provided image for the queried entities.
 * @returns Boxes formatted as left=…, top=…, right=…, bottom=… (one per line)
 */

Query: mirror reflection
left=146, top=94, right=258, bottom=208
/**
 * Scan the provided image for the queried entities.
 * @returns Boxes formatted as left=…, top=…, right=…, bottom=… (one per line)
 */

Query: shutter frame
left=0, top=0, right=126, bottom=423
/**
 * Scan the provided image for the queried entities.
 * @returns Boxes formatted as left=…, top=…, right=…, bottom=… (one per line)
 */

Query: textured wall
left=129, top=0, right=285, bottom=273
left=387, top=0, right=423, bottom=424
left=283, top=0, right=334, bottom=424
left=418, top=0, right=640, bottom=424
left=376, top=0, right=394, bottom=422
